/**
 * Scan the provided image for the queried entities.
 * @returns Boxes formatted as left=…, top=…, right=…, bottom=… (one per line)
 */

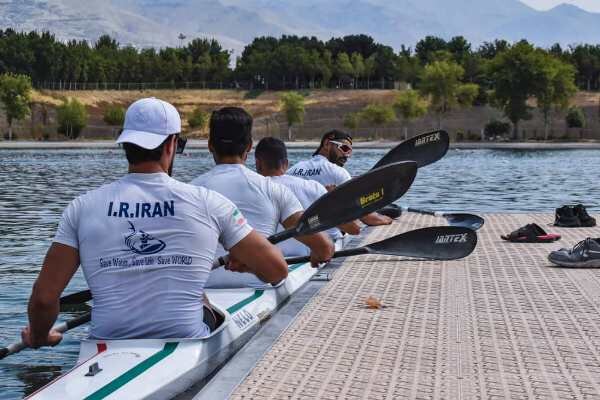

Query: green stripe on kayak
left=84, top=342, right=178, bottom=400
left=227, top=290, right=264, bottom=314
left=225, top=263, right=306, bottom=315
left=288, top=263, right=305, bottom=272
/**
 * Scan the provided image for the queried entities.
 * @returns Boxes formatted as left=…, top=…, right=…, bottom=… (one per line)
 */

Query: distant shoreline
left=2, top=140, right=600, bottom=150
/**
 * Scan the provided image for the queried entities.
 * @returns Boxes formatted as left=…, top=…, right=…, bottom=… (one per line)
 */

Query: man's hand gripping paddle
left=55, top=161, right=419, bottom=308
left=213, top=160, right=419, bottom=267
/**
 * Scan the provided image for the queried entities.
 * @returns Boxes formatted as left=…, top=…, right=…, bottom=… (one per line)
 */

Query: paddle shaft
left=400, top=206, right=484, bottom=230
left=285, top=247, right=369, bottom=265
left=0, top=313, right=90, bottom=360
left=402, top=206, right=440, bottom=217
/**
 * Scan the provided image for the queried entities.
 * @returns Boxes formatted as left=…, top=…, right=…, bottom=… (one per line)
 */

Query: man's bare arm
left=283, top=212, right=334, bottom=266
left=227, top=230, right=288, bottom=283
left=338, top=221, right=361, bottom=235
left=24, top=243, right=80, bottom=348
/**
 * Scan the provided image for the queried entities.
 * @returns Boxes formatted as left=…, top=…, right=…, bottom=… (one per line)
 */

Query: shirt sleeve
left=270, top=181, right=304, bottom=223
left=335, top=166, right=352, bottom=186
left=207, top=190, right=253, bottom=250
left=53, top=198, right=80, bottom=249
left=312, top=181, right=328, bottom=198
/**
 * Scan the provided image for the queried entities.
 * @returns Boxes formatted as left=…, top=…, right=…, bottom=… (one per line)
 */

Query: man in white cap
left=21, top=98, right=288, bottom=348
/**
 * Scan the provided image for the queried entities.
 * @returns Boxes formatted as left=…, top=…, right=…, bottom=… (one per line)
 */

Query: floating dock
left=192, top=213, right=600, bottom=399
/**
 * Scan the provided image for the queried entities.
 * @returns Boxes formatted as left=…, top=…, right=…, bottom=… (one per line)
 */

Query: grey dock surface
left=205, top=213, right=600, bottom=399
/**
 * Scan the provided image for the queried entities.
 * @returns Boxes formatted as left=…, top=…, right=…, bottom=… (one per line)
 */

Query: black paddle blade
left=295, top=161, right=417, bottom=237
left=367, top=226, right=477, bottom=260
left=371, top=130, right=449, bottom=170
left=444, top=213, right=485, bottom=230
left=60, top=290, right=92, bottom=306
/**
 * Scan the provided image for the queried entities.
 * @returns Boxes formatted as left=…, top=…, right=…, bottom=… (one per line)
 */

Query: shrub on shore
left=187, top=107, right=209, bottom=131
left=566, top=106, right=585, bottom=128
left=57, top=98, right=88, bottom=139
left=484, top=119, right=511, bottom=140
left=103, top=104, right=125, bottom=126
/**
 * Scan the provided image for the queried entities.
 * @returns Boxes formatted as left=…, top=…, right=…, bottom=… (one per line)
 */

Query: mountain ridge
left=1, top=0, right=598, bottom=55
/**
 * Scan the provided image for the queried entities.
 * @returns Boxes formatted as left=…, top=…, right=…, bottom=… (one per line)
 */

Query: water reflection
left=1, top=148, right=599, bottom=398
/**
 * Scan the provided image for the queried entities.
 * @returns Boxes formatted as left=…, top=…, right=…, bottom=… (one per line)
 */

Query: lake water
left=1, top=148, right=599, bottom=398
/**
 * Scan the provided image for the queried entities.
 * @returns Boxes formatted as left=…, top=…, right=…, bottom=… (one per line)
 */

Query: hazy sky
left=521, top=0, right=600, bottom=12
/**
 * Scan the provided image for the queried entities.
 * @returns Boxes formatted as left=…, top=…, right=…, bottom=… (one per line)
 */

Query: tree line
left=0, top=29, right=593, bottom=140
left=2, top=29, right=600, bottom=92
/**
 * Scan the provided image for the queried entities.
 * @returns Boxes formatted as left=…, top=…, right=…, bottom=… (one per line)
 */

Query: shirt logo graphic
left=233, top=209, right=246, bottom=226
left=124, top=221, right=166, bottom=255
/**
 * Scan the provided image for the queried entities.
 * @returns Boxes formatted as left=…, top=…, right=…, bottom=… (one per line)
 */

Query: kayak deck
left=27, top=239, right=348, bottom=400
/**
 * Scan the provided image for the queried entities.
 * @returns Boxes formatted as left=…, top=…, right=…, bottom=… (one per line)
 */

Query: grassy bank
left=2, top=89, right=600, bottom=142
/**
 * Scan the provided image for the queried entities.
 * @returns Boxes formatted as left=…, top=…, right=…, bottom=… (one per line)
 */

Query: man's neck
left=215, top=155, right=245, bottom=165
left=316, top=150, right=330, bottom=162
left=129, top=162, right=166, bottom=174
left=260, top=167, right=285, bottom=177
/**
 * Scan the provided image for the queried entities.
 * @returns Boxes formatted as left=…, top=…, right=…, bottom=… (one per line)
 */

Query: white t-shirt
left=54, top=173, right=252, bottom=340
left=269, top=175, right=342, bottom=257
left=191, top=164, right=303, bottom=287
left=287, top=154, right=352, bottom=187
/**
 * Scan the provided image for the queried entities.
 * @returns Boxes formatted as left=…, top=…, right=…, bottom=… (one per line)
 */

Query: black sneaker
left=554, top=205, right=581, bottom=227
left=574, top=204, right=596, bottom=227
left=548, top=238, right=600, bottom=267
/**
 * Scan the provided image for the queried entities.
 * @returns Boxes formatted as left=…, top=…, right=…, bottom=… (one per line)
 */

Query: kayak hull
left=27, top=238, right=348, bottom=400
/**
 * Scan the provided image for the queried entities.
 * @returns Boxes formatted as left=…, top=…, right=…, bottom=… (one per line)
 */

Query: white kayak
left=26, top=238, right=347, bottom=400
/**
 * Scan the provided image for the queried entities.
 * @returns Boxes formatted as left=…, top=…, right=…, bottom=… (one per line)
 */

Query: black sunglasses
left=176, top=136, right=188, bottom=154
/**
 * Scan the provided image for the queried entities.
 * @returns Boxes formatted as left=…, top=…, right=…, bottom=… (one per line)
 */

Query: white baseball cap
left=116, top=97, right=181, bottom=149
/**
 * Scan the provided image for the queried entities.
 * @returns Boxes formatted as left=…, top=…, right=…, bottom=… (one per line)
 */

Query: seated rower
left=255, top=137, right=361, bottom=257
left=191, top=107, right=334, bottom=288
left=21, top=98, right=287, bottom=347
left=287, top=129, right=393, bottom=226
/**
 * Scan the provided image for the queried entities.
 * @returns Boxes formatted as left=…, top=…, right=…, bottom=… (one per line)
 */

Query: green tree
left=57, top=98, right=88, bottom=139
left=280, top=92, right=305, bottom=140
left=318, top=50, right=334, bottom=88
left=536, top=56, right=577, bottom=140
left=484, top=119, right=511, bottom=139
left=419, top=60, right=465, bottom=128
left=343, top=112, right=360, bottom=135
left=487, top=41, right=546, bottom=140
left=415, top=36, right=447, bottom=64
left=456, top=83, right=480, bottom=107
left=363, top=54, right=376, bottom=89
left=187, top=107, right=209, bottom=130
left=335, top=52, right=354, bottom=87
left=447, top=36, right=471, bottom=64
left=358, top=103, right=396, bottom=139
left=0, top=73, right=32, bottom=140
left=566, top=106, right=585, bottom=128
left=103, top=104, right=125, bottom=126
left=350, top=52, right=365, bottom=88
left=393, top=90, right=428, bottom=140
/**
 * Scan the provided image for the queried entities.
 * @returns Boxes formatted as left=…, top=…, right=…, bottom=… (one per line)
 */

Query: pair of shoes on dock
left=548, top=237, right=600, bottom=268
left=549, top=205, right=600, bottom=267
left=501, top=223, right=561, bottom=243
left=554, top=204, right=596, bottom=227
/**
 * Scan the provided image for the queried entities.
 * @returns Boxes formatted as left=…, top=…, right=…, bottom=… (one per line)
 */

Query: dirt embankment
left=4, top=89, right=600, bottom=141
